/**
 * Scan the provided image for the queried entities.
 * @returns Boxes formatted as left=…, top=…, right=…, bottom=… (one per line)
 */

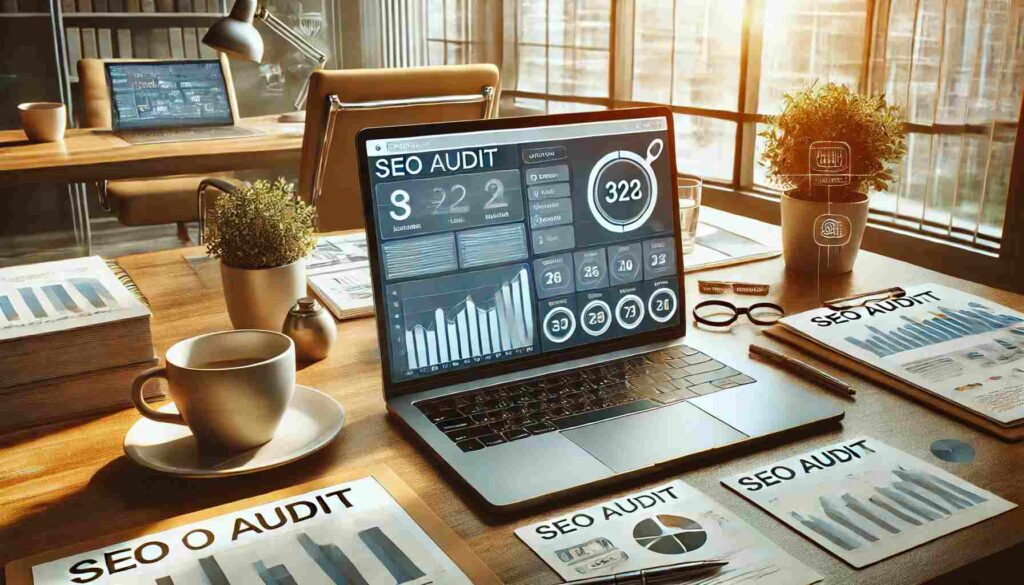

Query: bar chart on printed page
left=23, top=475, right=481, bottom=585
left=845, top=302, right=1024, bottom=358
left=139, top=524, right=437, bottom=585
left=385, top=264, right=538, bottom=377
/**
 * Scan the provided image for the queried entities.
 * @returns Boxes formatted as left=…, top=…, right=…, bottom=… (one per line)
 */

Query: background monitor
left=106, top=60, right=234, bottom=130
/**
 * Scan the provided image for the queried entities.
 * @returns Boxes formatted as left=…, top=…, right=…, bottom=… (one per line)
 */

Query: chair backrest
left=77, top=54, right=239, bottom=129
left=297, top=64, right=500, bottom=232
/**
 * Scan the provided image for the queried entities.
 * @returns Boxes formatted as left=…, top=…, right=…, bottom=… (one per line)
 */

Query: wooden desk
left=0, top=115, right=303, bottom=184
left=0, top=114, right=303, bottom=255
left=0, top=210, right=1020, bottom=584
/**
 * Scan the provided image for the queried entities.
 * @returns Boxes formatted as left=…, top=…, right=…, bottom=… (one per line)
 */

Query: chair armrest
left=197, top=178, right=241, bottom=245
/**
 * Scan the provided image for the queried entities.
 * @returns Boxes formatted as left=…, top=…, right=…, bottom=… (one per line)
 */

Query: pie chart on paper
left=632, top=514, right=708, bottom=555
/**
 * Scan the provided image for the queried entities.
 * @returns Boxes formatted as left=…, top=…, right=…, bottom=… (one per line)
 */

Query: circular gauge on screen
left=587, top=138, right=663, bottom=233
left=608, top=245, right=642, bottom=284
left=580, top=300, right=612, bottom=337
left=542, top=306, right=576, bottom=344
left=615, top=294, right=646, bottom=330
left=648, top=287, right=678, bottom=323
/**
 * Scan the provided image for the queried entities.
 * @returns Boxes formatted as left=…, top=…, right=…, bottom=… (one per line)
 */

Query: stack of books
left=0, top=256, right=161, bottom=433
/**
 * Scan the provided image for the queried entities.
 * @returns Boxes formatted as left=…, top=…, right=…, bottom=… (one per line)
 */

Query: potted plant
left=206, top=178, right=317, bottom=330
left=760, top=82, right=907, bottom=274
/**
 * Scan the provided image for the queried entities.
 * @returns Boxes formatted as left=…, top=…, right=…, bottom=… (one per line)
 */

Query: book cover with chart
left=778, top=284, right=1024, bottom=426
left=0, top=256, right=154, bottom=390
left=722, top=436, right=1016, bottom=568
left=516, top=480, right=821, bottom=584
left=0, top=255, right=148, bottom=341
left=7, top=466, right=499, bottom=585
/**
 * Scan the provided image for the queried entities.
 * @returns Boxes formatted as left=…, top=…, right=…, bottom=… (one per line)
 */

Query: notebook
left=769, top=284, right=1024, bottom=440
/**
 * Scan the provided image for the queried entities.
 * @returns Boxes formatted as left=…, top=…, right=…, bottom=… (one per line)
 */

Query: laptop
left=105, top=59, right=262, bottom=145
left=356, top=107, right=844, bottom=511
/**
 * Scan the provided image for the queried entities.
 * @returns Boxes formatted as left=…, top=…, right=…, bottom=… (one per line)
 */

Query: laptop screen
left=106, top=60, right=233, bottom=130
left=362, top=111, right=681, bottom=385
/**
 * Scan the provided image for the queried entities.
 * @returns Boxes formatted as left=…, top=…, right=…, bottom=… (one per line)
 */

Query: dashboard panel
left=360, top=112, right=682, bottom=386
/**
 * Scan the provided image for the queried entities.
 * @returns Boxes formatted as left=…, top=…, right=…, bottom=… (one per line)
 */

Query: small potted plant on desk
left=206, top=178, right=317, bottom=330
left=760, top=82, right=907, bottom=274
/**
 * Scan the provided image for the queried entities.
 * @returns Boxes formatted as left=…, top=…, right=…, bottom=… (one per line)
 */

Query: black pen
left=571, top=559, right=729, bottom=584
left=750, top=343, right=855, bottom=398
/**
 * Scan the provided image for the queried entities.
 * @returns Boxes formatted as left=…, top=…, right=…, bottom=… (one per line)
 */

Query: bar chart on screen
left=386, top=264, right=537, bottom=377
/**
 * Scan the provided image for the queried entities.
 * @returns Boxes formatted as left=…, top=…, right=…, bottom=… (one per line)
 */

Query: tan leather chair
left=298, top=65, right=500, bottom=231
left=198, top=64, right=500, bottom=240
left=77, top=56, right=237, bottom=241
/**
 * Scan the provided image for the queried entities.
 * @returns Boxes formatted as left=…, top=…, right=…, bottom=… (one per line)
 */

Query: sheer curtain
left=869, top=0, right=1024, bottom=249
left=353, top=1, right=1023, bottom=252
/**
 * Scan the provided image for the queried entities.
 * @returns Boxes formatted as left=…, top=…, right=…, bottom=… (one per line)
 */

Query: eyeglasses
left=698, top=280, right=770, bottom=295
left=824, top=287, right=906, bottom=310
left=693, top=300, right=786, bottom=327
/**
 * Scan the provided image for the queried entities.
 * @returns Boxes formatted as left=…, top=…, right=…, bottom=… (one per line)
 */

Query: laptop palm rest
left=561, top=402, right=747, bottom=473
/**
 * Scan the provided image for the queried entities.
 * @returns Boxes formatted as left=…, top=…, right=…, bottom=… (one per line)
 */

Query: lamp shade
left=202, top=0, right=264, bottom=63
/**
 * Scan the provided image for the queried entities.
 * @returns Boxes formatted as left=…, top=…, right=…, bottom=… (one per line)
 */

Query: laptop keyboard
left=415, top=344, right=756, bottom=453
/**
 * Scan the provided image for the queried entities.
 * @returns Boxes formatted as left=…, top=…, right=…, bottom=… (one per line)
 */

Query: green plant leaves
left=205, top=178, right=318, bottom=270
left=758, top=82, right=907, bottom=199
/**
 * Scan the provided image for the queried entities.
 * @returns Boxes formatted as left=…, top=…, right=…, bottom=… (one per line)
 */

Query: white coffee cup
left=131, top=330, right=296, bottom=453
left=18, top=102, right=67, bottom=143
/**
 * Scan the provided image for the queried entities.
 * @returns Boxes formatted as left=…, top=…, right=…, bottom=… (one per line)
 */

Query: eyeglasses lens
left=694, top=303, right=736, bottom=325
left=749, top=304, right=785, bottom=325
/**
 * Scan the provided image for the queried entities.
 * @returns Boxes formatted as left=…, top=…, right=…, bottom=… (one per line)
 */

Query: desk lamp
left=203, top=0, right=327, bottom=123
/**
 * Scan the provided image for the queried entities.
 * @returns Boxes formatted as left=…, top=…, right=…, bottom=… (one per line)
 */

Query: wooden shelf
left=62, top=12, right=223, bottom=19
left=0, top=12, right=50, bottom=17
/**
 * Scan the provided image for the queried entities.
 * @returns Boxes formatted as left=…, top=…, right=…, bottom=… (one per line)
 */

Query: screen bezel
left=104, top=58, right=237, bottom=131
left=357, top=107, right=686, bottom=398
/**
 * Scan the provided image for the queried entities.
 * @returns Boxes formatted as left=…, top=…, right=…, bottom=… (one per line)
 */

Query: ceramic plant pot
left=781, top=190, right=869, bottom=275
left=220, top=259, right=306, bottom=330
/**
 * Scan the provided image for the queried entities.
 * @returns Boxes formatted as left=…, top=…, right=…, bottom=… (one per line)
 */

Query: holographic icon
left=807, top=141, right=855, bottom=267
left=810, top=141, right=851, bottom=187
left=814, top=213, right=852, bottom=247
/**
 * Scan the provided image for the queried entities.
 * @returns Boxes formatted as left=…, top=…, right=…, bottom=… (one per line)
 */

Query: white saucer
left=124, top=385, right=344, bottom=478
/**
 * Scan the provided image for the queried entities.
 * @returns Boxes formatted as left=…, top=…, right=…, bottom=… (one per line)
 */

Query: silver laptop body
left=356, top=108, right=844, bottom=512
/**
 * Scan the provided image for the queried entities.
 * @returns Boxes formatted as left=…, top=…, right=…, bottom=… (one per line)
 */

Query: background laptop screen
left=365, top=115, right=679, bottom=383
left=106, top=60, right=233, bottom=130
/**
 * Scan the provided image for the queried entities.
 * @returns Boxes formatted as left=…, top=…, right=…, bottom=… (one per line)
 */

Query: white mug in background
left=18, top=102, right=66, bottom=143
left=131, top=330, right=296, bottom=453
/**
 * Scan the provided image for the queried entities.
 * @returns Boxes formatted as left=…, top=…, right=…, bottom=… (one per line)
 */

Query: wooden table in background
left=0, top=209, right=1020, bottom=584
left=0, top=115, right=303, bottom=184
left=0, top=114, right=303, bottom=255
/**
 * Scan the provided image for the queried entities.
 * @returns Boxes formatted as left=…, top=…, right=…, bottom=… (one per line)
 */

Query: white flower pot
left=781, top=191, right=869, bottom=275
left=220, top=259, right=307, bottom=330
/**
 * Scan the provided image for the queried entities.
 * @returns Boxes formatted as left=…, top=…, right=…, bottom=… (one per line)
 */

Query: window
left=495, top=0, right=1023, bottom=254
left=426, top=0, right=473, bottom=65
left=505, top=0, right=613, bottom=112
left=868, top=0, right=1024, bottom=250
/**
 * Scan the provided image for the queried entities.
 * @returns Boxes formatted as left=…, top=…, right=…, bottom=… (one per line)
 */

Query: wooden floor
left=0, top=218, right=197, bottom=268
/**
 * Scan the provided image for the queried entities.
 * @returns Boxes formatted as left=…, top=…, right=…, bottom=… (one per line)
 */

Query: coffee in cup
left=131, top=330, right=295, bottom=453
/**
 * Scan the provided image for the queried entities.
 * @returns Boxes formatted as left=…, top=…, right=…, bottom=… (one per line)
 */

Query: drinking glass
left=678, top=177, right=702, bottom=254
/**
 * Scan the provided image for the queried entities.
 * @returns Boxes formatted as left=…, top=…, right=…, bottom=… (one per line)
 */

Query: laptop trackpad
left=562, top=402, right=747, bottom=473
